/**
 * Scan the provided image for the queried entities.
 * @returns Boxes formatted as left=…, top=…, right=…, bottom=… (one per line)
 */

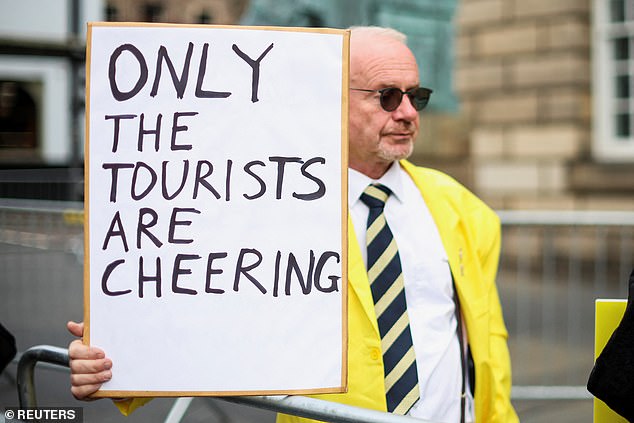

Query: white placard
left=85, top=23, right=348, bottom=396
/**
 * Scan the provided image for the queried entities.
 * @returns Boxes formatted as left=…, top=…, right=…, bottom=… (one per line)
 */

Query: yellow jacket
left=278, top=161, right=518, bottom=423
left=116, top=161, right=518, bottom=422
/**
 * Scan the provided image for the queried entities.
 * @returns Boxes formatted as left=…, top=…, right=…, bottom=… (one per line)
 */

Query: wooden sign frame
left=84, top=22, right=348, bottom=397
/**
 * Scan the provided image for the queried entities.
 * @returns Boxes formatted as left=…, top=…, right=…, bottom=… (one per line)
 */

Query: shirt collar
left=348, top=161, right=405, bottom=208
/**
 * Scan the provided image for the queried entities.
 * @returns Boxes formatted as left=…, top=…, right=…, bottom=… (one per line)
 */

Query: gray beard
left=377, top=142, right=414, bottom=163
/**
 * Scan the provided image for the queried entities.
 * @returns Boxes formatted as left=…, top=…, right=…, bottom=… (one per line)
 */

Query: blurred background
left=1, top=0, right=633, bottom=422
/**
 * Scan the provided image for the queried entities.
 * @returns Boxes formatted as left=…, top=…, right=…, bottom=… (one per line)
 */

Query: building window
left=0, top=81, right=37, bottom=149
left=593, top=0, right=634, bottom=160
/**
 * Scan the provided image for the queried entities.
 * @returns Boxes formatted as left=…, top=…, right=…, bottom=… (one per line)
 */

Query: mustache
left=383, top=123, right=416, bottom=136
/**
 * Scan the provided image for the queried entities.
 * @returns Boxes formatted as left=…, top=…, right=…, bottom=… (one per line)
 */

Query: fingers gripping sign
left=67, top=321, right=112, bottom=400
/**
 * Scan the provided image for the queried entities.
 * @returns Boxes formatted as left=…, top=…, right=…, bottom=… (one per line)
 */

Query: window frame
left=0, top=57, right=71, bottom=163
left=592, top=0, right=634, bottom=161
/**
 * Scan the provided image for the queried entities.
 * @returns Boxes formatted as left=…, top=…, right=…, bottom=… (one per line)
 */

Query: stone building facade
left=443, top=0, right=634, bottom=210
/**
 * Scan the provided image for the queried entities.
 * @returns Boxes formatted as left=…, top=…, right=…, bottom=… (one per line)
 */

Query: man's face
left=349, top=36, right=420, bottom=178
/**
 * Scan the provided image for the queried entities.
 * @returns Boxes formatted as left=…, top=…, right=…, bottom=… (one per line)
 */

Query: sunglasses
left=351, top=86, right=433, bottom=112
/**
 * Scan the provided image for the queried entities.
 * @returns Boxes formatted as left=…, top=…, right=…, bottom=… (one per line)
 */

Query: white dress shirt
left=348, top=162, right=474, bottom=423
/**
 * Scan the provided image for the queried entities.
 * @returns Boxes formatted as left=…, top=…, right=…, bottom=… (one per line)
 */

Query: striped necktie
left=360, top=183, right=420, bottom=415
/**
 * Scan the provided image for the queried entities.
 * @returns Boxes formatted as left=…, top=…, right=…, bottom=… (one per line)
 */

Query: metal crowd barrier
left=5, top=202, right=634, bottom=415
left=16, top=345, right=429, bottom=423
left=497, top=209, right=634, bottom=399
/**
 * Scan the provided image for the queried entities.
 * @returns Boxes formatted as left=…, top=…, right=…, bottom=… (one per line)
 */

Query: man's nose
left=392, top=94, right=419, bottom=121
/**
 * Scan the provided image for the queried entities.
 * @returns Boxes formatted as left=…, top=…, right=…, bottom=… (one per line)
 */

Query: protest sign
left=85, top=22, right=348, bottom=396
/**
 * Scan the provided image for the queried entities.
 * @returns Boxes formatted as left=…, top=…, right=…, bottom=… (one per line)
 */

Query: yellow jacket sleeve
left=112, top=398, right=152, bottom=416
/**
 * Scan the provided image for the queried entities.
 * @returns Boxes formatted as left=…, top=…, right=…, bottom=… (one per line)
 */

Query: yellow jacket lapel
left=347, top=216, right=380, bottom=337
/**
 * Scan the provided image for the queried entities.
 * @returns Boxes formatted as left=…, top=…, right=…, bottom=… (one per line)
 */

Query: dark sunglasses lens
left=409, top=88, right=431, bottom=111
left=379, top=88, right=403, bottom=112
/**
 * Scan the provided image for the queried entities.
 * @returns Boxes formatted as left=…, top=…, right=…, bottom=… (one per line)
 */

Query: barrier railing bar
left=0, top=199, right=84, bottom=214
left=4, top=205, right=634, bottom=225
left=164, top=397, right=194, bottom=423
left=17, top=345, right=69, bottom=409
left=497, top=210, right=634, bottom=226
left=511, top=386, right=592, bottom=400
left=220, top=395, right=429, bottom=423
left=17, top=345, right=431, bottom=423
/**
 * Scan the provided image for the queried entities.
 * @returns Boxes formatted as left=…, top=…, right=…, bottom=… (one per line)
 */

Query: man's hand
left=67, top=321, right=112, bottom=400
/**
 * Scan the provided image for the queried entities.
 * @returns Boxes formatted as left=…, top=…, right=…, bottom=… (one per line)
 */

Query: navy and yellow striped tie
left=361, top=183, right=419, bottom=415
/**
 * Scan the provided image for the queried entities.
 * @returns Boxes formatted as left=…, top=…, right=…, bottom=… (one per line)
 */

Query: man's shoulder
left=400, top=160, right=497, bottom=218
left=400, top=160, right=466, bottom=191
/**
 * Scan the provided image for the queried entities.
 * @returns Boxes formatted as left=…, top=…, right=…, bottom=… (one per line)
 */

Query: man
left=68, top=26, right=518, bottom=422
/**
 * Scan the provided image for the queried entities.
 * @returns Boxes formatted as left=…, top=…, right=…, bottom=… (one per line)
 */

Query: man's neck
left=349, top=160, right=395, bottom=180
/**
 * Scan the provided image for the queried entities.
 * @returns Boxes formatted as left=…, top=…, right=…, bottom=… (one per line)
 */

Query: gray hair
left=348, top=26, right=407, bottom=44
